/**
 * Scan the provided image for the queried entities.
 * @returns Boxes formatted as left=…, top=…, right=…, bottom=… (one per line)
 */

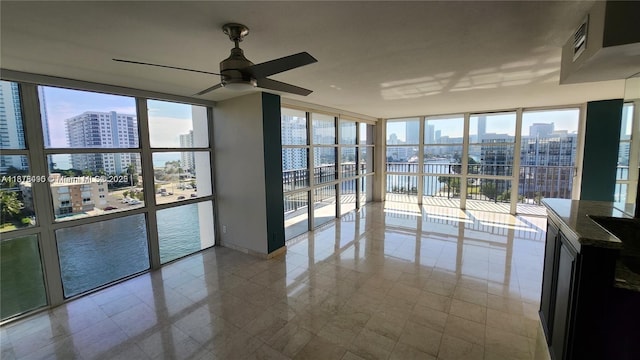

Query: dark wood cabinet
left=550, top=233, right=578, bottom=360
left=540, top=222, right=579, bottom=360
left=539, top=217, right=639, bottom=359
left=539, top=221, right=559, bottom=341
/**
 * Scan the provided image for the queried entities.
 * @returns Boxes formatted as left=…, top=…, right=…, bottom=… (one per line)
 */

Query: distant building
left=519, top=131, right=578, bottom=198
left=179, top=130, right=196, bottom=173
left=529, top=123, right=554, bottom=137
left=406, top=121, right=420, bottom=144
left=65, top=111, right=141, bottom=175
left=0, top=81, right=28, bottom=172
left=281, top=114, right=307, bottom=171
left=20, top=174, right=108, bottom=216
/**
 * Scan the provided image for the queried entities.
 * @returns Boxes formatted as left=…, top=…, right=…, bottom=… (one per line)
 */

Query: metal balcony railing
left=384, top=161, right=577, bottom=205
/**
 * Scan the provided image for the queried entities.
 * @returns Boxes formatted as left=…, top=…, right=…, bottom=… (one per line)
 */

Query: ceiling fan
left=113, top=23, right=317, bottom=96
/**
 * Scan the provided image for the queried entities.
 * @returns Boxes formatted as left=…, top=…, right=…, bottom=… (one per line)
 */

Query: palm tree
left=1, top=190, right=23, bottom=222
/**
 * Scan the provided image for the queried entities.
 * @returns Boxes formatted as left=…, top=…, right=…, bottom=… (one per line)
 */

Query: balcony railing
left=283, top=164, right=364, bottom=213
left=385, top=161, right=576, bottom=205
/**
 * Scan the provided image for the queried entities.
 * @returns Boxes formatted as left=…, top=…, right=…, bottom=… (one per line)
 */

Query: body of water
left=56, top=204, right=203, bottom=297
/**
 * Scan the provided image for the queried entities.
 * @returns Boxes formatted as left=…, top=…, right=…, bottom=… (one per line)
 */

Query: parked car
left=177, top=195, right=185, bottom=200
left=190, top=193, right=197, bottom=198
left=103, top=206, right=117, bottom=211
left=129, top=199, right=142, bottom=205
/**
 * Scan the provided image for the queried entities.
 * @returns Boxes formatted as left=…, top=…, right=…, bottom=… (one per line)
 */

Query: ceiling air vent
left=573, top=15, right=588, bottom=61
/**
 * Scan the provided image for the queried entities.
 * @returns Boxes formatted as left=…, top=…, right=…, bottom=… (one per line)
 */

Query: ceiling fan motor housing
left=220, top=47, right=257, bottom=87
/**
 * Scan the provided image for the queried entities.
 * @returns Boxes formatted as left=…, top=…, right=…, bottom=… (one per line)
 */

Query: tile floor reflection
left=1, top=202, right=551, bottom=360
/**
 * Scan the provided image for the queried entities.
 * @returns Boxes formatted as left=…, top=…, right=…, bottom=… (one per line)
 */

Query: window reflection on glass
left=314, top=185, right=336, bottom=227
left=360, top=175, right=372, bottom=205
left=340, top=120, right=356, bottom=144
left=313, top=147, right=336, bottom=184
left=282, top=108, right=307, bottom=145
left=153, top=152, right=211, bottom=205
left=341, top=147, right=357, bottom=178
left=359, top=123, right=375, bottom=145
left=312, top=113, right=335, bottom=145
left=0, top=81, right=26, bottom=150
left=340, top=180, right=356, bottom=215
left=617, top=103, right=634, bottom=180
left=282, top=148, right=309, bottom=191
left=359, top=147, right=373, bottom=174
left=1, top=156, right=35, bottom=232
left=39, top=86, right=137, bottom=149
left=1, top=235, right=47, bottom=320
left=158, top=202, right=214, bottom=264
left=56, top=214, right=149, bottom=298
left=148, top=100, right=208, bottom=148
left=46, top=153, right=143, bottom=220
left=285, top=191, right=309, bottom=240
left=386, top=118, right=420, bottom=145
left=424, top=115, right=464, bottom=144
left=468, top=144, right=514, bottom=176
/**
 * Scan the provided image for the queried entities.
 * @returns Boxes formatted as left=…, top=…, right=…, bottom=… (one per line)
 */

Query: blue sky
left=387, top=109, right=580, bottom=142
left=42, top=87, right=196, bottom=168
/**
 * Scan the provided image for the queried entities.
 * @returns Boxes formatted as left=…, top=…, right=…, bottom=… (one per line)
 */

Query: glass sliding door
left=386, top=118, right=420, bottom=202
left=519, top=108, right=579, bottom=212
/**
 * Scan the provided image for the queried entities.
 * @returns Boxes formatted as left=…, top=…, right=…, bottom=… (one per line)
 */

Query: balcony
left=384, top=162, right=576, bottom=216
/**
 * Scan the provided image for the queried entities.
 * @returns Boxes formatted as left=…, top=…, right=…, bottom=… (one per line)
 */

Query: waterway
left=56, top=203, right=204, bottom=297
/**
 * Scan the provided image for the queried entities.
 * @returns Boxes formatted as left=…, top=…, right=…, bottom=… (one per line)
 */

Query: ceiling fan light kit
left=114, top=23, right=316, bottom=96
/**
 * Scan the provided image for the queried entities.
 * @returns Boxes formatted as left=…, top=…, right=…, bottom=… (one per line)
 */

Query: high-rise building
left=179, top=130, right=196, bottom=173
left=65, top=111, right=140, bottom=175
left=477, top=115, right=487, bottom=142
left=0, top=81, right=28, bottom=172
left=38, top=87, right=55, bottom=171
left=520, top=131, right=578, bottom=198
left=281, top=114, right=308, bottom=171
left=406, top=121, right=420, bottom=144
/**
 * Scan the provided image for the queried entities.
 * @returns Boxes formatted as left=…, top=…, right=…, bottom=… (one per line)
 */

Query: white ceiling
left=0, top=1, right=629, bottom=119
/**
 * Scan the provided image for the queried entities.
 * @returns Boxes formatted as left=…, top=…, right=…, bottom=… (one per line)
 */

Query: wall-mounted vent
left=573, top=15, right=589, bottom=61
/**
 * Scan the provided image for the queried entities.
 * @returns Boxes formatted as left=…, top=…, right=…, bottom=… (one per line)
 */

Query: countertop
left=541, top=198, right=631, bottom=250
left=541, top=198, right=640, bottom=292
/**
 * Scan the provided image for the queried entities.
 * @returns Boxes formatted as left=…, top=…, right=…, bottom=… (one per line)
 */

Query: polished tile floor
left=1, top=202, right=551, bottom=360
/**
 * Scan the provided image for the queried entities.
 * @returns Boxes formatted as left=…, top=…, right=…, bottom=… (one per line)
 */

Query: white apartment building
left=65, top=111, right=140, bottom=175
left=179, top=130, right=196, bottom=173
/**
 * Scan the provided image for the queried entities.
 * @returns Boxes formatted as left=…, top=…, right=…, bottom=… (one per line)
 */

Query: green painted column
left=261, top=93, right=285, bottom=253
left=580, top=99, right=623, bottom=201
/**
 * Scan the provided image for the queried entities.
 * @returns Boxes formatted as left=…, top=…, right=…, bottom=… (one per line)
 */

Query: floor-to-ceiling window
left=282, top=107, right=375, bottom=240
left=615, top=102, right=639, bottom=203
left=386, top=107, right=581, bottom=214
left=519, top=108, right=580, bottom=212
left=0, top=81, right=47, bottom=320
left=385, top=118, right=420, bottom=202
left=0, top=80, right=216, bottom=321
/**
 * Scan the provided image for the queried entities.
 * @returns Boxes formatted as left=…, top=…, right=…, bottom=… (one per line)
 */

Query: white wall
left=213, top=93, right=269, bottom=254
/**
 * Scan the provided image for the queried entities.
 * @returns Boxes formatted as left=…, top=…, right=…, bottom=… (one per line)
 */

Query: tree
left=481, top=181, right=497, bottom=200
left=437, top=176, right=460, bottom=197
left=126, top=164, right=138, bottom=187
left=1, top=191, right=23, bottom=222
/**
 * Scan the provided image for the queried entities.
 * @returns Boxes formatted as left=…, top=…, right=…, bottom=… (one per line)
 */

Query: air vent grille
left=573, top=15, right=589, bottom=61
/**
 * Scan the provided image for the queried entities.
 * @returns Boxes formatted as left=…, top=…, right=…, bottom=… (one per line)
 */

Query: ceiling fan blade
left=247, top=52, right=317, bottom=79
left=194, top=83, right=223, bottom=96
left=113, top=58, right=221, bottom=76
left=257, top=78, right=313, bottom=96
